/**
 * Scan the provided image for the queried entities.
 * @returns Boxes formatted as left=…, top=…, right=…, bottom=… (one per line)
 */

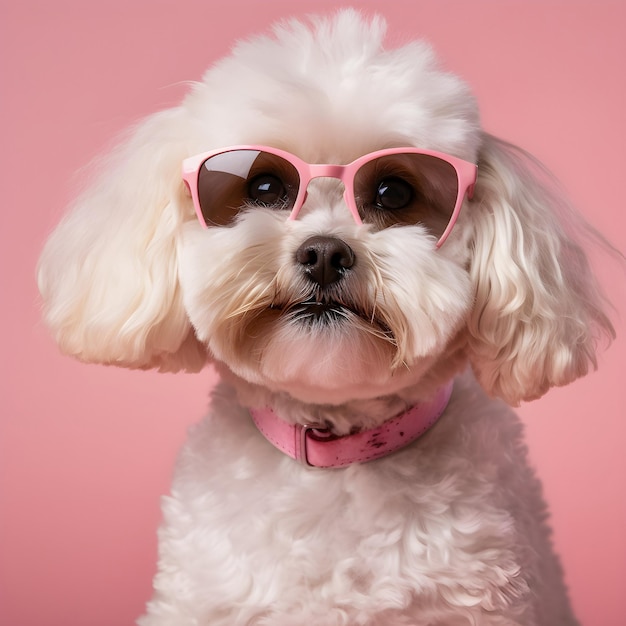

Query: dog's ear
left=37, top=108, right=207, bottom=372
left=466, top=133, right=615, bottom=405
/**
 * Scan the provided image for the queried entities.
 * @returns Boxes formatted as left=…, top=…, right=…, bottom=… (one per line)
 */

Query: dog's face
left=37, top=11, right=613, bottom=407
left=177, top=20, right=481, bottom=403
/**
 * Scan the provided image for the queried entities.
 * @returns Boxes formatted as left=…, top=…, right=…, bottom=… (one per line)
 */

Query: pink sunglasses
left=182, top=146, right=477, bottom=247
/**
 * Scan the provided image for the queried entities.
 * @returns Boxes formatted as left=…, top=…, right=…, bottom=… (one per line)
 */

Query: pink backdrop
left=1, top=1, right=624, bottom=624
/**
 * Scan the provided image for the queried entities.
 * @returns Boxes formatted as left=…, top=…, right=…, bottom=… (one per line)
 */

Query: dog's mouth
left=290, top=300, right=352, bottom=322
left=271, top=297, right=362, bottom=323
left=271, top=297, right=393, bottom=336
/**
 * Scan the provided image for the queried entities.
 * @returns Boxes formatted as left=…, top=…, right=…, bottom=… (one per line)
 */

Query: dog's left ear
left=467, top=133, right=615, bottom=405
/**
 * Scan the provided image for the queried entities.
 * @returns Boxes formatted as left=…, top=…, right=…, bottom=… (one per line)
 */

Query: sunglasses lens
left=197, top=150, right=300, bottom=226
left=354, top=153, right=459, bottom=238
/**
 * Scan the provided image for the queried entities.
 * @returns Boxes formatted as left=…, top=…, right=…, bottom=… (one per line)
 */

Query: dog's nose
left=295, top=236, right=355, bottom=287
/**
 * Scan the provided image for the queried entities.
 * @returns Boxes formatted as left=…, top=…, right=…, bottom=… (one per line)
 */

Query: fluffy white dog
left=38, top=10, right=614, bottom=626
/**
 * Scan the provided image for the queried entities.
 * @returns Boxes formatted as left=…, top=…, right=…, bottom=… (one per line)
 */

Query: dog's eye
left=248, top=174, right=287, bottom=207
left=374, top=178, right=414, bottom=210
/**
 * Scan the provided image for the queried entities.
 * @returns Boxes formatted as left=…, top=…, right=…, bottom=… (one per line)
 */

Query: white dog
left=38, top=10, right=614, bottom=625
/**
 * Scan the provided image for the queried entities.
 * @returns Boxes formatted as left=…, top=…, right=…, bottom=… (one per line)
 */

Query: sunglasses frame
left=182, top=145, right=477, bottom=247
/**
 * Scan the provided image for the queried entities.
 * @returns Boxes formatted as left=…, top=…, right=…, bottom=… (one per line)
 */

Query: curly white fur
left=38, top=9, right=614, bottom=625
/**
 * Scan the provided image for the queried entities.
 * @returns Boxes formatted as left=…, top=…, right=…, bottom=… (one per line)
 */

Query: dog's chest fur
left=141, top=373, right=576, bottom=626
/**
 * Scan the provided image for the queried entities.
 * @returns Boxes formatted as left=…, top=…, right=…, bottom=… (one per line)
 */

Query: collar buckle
left=296, top=424, right=331, bottom=467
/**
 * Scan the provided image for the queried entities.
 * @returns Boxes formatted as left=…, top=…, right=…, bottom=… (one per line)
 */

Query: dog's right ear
left=37, top=108, right=207, bottom=372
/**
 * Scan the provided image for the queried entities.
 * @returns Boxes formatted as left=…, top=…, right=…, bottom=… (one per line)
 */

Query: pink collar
left=249, top=382, right=453, bottom=468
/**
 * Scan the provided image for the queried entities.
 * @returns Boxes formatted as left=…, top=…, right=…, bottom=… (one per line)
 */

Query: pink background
left=1, top=1, right=624, bottom=624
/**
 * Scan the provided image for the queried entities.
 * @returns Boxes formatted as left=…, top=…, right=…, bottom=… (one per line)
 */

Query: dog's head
left=38, top=10, right=614, bottom=406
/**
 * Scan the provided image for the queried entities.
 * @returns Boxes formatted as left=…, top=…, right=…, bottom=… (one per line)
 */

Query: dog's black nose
left=295, top=236, right=355, bottom=287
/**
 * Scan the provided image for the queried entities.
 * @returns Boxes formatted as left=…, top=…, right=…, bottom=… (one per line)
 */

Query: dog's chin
left=206, top=302, right=425, bottom=403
